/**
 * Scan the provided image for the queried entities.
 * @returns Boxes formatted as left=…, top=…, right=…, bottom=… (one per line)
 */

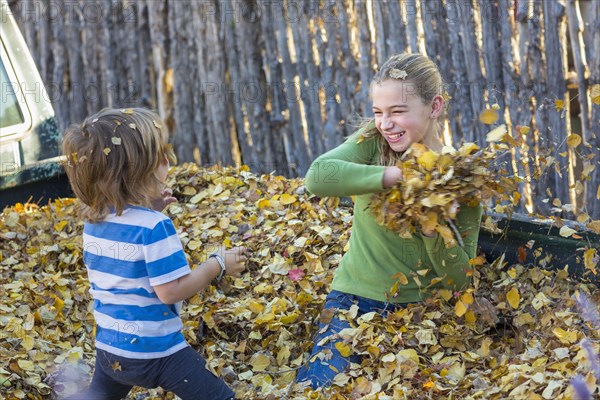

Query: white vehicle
left=0, top=0, right=70, bottom=208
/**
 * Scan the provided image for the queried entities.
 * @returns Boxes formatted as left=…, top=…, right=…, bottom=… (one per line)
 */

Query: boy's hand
left=214, top=246, right=247, bottom=278
left=151, top=188, right=178, bottom=211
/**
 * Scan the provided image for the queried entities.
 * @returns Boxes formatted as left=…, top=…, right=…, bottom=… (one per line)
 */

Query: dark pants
left=67, top=347, right=235, bottom=400
left=296, top=290, right=411, bottom=389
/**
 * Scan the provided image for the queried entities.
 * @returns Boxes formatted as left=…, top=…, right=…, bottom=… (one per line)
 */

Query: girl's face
left=372, top=79, right=444, bottom=153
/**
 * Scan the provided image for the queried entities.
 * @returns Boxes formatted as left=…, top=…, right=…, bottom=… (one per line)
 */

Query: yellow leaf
left=506, top=286, right=520, bottom=309
left=519, top=126, right=530, bottom=135
left=417, top=150, right=439, bottom=171
left=279, top=193, right=297, bottom=205
left=455, top=299, right=468, bottom=317
left=591, top=84, right=600, bottom=105
left=54, top=220, right=68, bottom=232
left=552, top=328, right=578, bottom=344
left=103, top=147, right=111, bottom=155
left=479, top=109, right=499, bottom=124
left=256, top=198, right=271, bottom=209
left=250, top=353, right=271, bottom=371
left=21, top=335, right=34, bottom=351
left=566, top=134, right=582, bottom=148
left=397, top=349, right=419, bottom=363
left=439, top=289, right=453, bottom=301
left=436, top=224, right=456, bottom=247
left=335, top=342, right=352, bottom=357
left=248, top=301, right=264, bottom=313
left=464, top=310, right=476, bottom=323
left=52, top=294, right=65, bottom=314
left=478, top=337, right=492, bottom=357
left=461, top=292, right=474, bottom=305
left=555, top=99, right=565, bottom=111
left=17, top=359, right=34, bottom=371
left=423, top=380, right=435, bottom=389
left=419, top=211, right=438, bottom=235
left=486, top=124, right=507, bottom=142
left=583, top=248, right=597, bottom=274
left=121, top=108, right=134, bottom=114
left=392, top=271, right=409, bottom=285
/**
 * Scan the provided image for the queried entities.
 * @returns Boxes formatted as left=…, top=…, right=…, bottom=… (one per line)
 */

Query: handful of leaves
left=370, top=142, right=513, bottom=247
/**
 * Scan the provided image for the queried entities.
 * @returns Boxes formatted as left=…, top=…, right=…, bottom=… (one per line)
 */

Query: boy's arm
left=153, top=259, right=221, bottom=304
left=305, top=129, right=388, bottom=197
left=421, top=205, right=483, bottom=290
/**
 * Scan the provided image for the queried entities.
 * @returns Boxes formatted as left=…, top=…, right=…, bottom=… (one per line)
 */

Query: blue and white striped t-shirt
left=83, top=206, right=191, bottom=359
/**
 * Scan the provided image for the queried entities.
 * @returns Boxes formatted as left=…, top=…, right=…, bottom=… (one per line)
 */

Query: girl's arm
left=305, top=131, right=390, bottom=197
left=421, top=205, right=483, bottom=290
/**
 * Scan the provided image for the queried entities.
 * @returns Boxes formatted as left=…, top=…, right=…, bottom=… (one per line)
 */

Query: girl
left=297, top=53, right=483, bottom=388
left=62, top=108, right=246, bottom=399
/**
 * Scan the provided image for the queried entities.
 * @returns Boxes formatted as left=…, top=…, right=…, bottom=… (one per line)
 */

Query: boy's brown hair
left=62, top=108, right=175, bottom=222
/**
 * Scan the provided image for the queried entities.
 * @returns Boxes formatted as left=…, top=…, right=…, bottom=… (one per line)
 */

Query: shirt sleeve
left=421, top=204, right=483, bottom=290
left=304, top=128, right=387, bottom=197
left=143, top=217, right=191, bottom=286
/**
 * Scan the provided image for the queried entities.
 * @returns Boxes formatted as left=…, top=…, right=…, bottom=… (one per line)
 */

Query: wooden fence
left=7, top=0, right=600, bottom=218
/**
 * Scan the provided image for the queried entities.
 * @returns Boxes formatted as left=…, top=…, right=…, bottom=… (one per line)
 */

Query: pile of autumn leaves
left=0, top=161, right=599, bottom=399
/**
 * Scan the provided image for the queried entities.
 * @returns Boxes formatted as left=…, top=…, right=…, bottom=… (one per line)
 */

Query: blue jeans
left=66, top=347, right=235, bottom=400
left=296, top=290, right=411, bottom=389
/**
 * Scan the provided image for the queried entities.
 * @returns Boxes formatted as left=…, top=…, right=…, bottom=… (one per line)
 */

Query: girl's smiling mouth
left=385, top=131, right=406, bottom=142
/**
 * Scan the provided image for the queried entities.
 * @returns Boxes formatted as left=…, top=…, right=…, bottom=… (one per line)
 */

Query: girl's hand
left=151, top=188, right=178, bottom=211
left=214, top=246, right=247, bottom=278
left=382, top=166, right=403, bottom=189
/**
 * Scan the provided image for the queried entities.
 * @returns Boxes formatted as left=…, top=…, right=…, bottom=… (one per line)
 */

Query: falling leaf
left=566, top=134, right=582, bottom=148
left=479, top=109, right=499, bottom=125
left=103, top=147, right=111, bottom=155
left=121, top=108, right=134, bottom=114
left=519, top=126, right=531, bottom=135
left=559, top=226, right=577, bottom=238
left=111, top=361, right=122, bottom=371
left=555, top=99, right=565, bottom=112
left=486, top=124, right=508, bottom=142
left=111, top=136, right=122, bottom=145
left=506, top=286, right=520, bottom=309
left=392, top=271, right=409, bottom=286
left=128, top=123, right=137, bottom=130
left=590, top=84, right=600, bottom=105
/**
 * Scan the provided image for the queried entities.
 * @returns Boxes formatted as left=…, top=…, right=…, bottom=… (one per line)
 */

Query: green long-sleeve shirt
left=304, top=130, right=483, bottom=303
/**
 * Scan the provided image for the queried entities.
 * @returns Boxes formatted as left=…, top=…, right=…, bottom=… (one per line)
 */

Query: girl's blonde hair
left=62, top=108, right=175, bottom=222
left=358, top=53, right=446, bottom=166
